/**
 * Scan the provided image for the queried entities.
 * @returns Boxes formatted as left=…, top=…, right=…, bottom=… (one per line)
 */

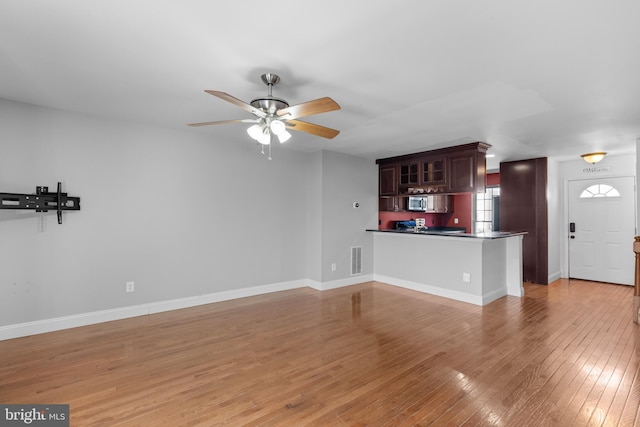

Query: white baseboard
left=0, top=279, right=309, bottom=341
left=0, top=272, right=506, bottom=341
left=145, top=280, right=308, bottom=315
left=309, top=274, right=374, bottom=291
left=482, top=288, right=509, bottom=305
left=548, top=271, right=562, bottom=284
left=374, top=274, right=488, bottom=306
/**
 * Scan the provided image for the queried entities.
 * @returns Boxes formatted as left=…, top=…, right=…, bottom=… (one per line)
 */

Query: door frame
left=562, top=174, right=637, bottom=282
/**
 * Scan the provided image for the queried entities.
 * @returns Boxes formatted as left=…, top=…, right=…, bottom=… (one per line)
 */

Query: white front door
left=568, top=176, right=636, bottom=285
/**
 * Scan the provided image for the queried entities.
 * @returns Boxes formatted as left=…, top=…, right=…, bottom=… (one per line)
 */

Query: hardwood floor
left=1, top=279, right=639, bottom=426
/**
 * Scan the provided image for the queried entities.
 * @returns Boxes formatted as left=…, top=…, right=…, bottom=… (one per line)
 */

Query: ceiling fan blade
left=187, top=118, right=260, bottom=127
left=204, top=90, right=267, bottom=118
left=277, top=97, right=340, bottom=120
left=285, top=119, right=340, bottom=139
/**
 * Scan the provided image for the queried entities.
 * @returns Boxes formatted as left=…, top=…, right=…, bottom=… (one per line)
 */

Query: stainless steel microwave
left=407, top=196, right=426, bottom=211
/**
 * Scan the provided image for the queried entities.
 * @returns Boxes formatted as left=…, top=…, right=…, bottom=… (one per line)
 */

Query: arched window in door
left=579, top=184, right=620, bottom=198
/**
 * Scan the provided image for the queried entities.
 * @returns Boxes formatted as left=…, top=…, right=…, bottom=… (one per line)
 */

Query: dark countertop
left=366, top=228, right=527, bottom=239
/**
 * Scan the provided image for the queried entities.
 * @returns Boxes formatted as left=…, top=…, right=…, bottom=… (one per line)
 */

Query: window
left=579, top=184, right=620, bottom=198
left=475, top=186, right=500, bottom=233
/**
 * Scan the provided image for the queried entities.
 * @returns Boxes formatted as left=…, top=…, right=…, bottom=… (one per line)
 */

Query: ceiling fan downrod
left=261, top=73, right=280, bottom=97
left=250, top=73, right=289, bottom=114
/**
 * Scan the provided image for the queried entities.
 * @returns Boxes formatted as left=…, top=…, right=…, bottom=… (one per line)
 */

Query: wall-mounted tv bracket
left=0, top=182, right=80, bottom=224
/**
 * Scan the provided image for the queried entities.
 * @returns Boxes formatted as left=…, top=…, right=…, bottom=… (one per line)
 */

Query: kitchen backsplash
left=378, top=211, right=443, bottom=229
left=379, top=193, right=472, bottom=232
left=377, top=173, right=498, bottom=232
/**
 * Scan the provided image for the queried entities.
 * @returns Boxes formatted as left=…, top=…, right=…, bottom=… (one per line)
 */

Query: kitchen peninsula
left=368, top=229, right=525, bottom=305
left=373, top=142, right=524, bottom=306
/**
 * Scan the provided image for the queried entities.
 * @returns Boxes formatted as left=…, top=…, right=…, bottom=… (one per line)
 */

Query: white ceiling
left=1, top=1, right=639, bottom=170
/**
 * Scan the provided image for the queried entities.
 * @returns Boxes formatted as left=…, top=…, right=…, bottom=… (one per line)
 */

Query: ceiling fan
left=188, top=73, right=341, bottom=159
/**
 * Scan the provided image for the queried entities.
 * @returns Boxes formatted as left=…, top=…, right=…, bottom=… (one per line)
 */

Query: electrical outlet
left=462, top=273, right=471, bottom=283
left=454, top=218, right=459, bottom=224
left=126, top=281, right=135, bottom=293
left=331, top=263, right=336, bottom=272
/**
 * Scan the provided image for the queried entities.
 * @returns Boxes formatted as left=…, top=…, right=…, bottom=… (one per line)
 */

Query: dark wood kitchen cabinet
left=376, top=142, right=490, bottom=197
left=398, top=162, right=419, bottom=188
left=447, top=148, right=487, bottom=193
left=379, top=164, right=398, bottom=196
left=423, top=194, right=451, bottom=213
left=379, top=196, right=403, bottom=212
left=421, top=156, right=446, bottom=185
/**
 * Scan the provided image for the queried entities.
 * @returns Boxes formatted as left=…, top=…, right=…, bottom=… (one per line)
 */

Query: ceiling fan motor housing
left=249, top=97, right=289, bottom=115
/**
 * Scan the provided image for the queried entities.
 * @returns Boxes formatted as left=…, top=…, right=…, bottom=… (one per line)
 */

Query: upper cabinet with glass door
left=421, top=156, right=446, bottom=185
left=376, top=142, right=491, bottom=196
left=399, top=162, right=420, bottom=187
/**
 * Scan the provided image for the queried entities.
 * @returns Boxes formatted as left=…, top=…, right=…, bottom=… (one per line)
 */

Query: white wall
left=557, top=153, right=636, bottom=279
left=318, top=150, right=378, bottom=285
left=304, top=150, right=378, bottom=287
left=0, top=99, right=376, bottom=333
left=306, top=152, right=323, bottom=283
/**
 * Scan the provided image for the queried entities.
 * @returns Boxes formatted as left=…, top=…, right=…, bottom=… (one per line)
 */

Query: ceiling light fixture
left=276, top=130, right=291, bottom=144
left=247, top=124, right=263, bottom=141
left=270, top=119, right=286, bottom=135
left=247, top=123, right=271, bottom=145
left=581, top=152, right=607, bottom=164
left=256, top=127, right=271, bottom=146
left=269, top=119, right=292, bottom=143
left=247, top=119, right=293, bottom=145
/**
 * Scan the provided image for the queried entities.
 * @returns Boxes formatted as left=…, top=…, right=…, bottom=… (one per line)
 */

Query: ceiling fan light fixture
left=270, top=119, right=286, bottom=135
left=277, top=130, right=292, bottom=144
left=257, top=127, right=271, bottom=145
left=247, top=124, right=263, bottom=141
left=581, top=152, right=607, bottom=164
left=247, top=123, right=271, bottom=145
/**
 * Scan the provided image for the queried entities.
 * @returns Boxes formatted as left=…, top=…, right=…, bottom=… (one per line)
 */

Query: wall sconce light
left=581, top=152, right=607, bottom=164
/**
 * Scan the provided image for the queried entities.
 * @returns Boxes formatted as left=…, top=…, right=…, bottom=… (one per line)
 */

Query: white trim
left=0, top=271, right=509, bottom=341
left=374, top=274, right=485, bottom=306
left=312, top=274, right=374, bottom=291
left=548, top=271, right=562, bottom=284
left=481, top=288, right=509, bottom=305
left=0, top=277, right=380, bottom=341
left=0, top=279, right=307, bottom=341
left=305, top=280, right=323, bottom=291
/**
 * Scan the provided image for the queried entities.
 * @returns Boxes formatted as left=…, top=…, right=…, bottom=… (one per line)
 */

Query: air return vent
left=351, top=246, right=362, bottom=275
